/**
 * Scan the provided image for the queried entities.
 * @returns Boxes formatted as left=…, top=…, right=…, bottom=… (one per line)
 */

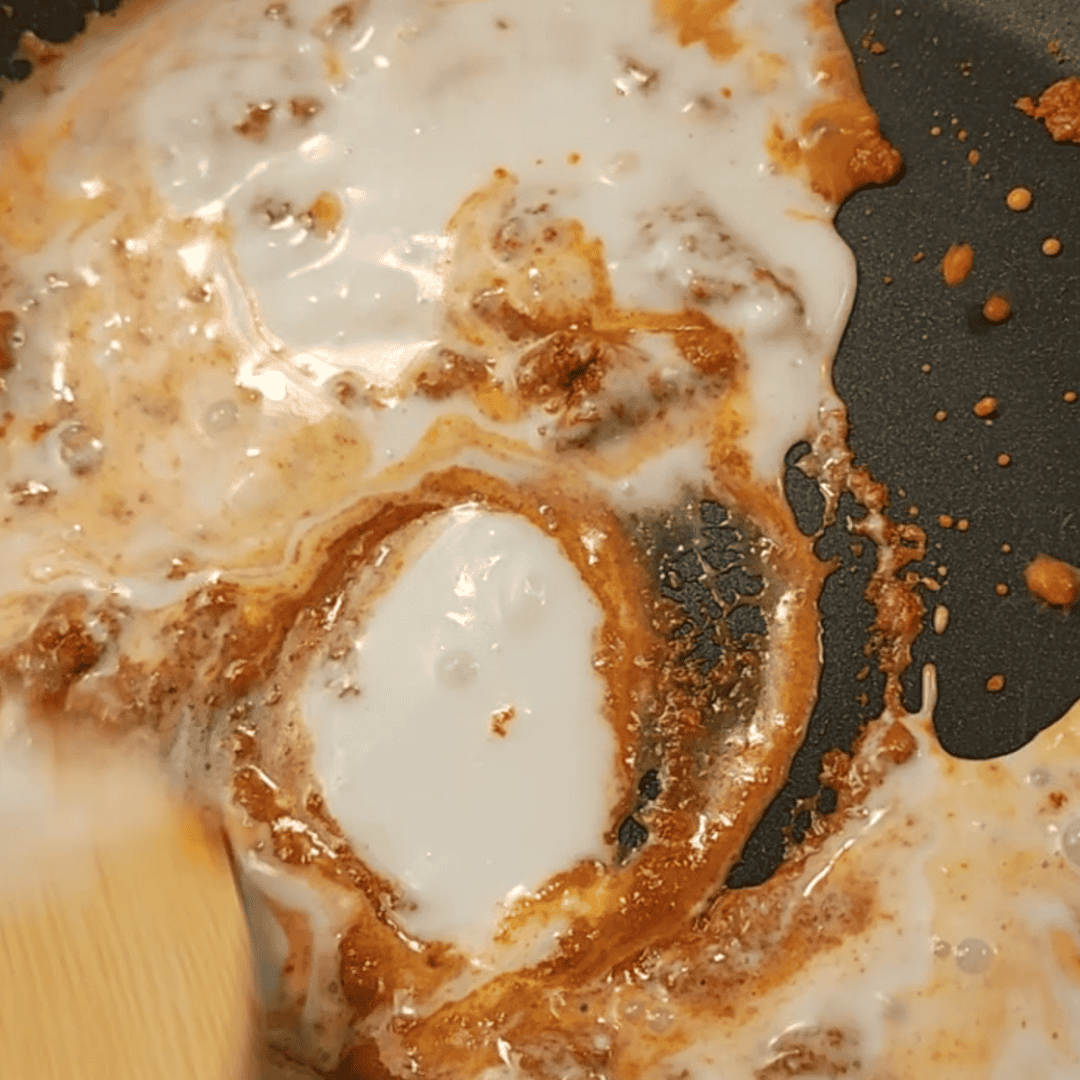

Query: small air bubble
left=436, top=649, right=478, bottom=689
left=1061, top=818, right=1080, bottom=867
left=1028, top=768, right=1050, bottom=788
left=58, top=423, right=104, bottom=476
left=955, top=937, right=994, bottom=974
left=204, top=400, right=239, bottom=433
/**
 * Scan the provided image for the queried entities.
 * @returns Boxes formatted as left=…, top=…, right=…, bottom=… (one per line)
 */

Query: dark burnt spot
left=638, top=768, right=661, bottom=801
left=617, top=815, right=648, bottom=850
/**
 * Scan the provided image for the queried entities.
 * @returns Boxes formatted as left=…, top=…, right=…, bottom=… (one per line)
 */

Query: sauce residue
left=1016, top=76, right=1080, bottom=143
left=1025, top=554, right=1080, bottom=610
left=940, top=242, right=974, bottom=286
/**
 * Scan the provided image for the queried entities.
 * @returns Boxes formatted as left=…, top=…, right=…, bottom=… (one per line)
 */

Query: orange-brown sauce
left=941, top=242, right=975, bottom=286
left=1025, top=554, right=1080, bottom=610
left=1016, top=76, right=1080, bottom=143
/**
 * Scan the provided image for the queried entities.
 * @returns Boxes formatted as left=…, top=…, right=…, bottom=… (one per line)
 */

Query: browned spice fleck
left=934, top=409, right=948, bottom=422
left=1025, top=554, right=1080, bottom=609
left=986, top=674, right=1006, bottom=693
left=967, top=148, right=980, bottom=165
left=1016, top=77, right=1080, bottom=143
left=941, top=242, right=974, bottom=286
left=973, top=395, right=998, bottom=418
left=1065, top=390, right=1078, bottom=404
left=1006, top=186, right=1033, bottom=211
left=0, top=310, right=16, bottom=371
left=490, top=705, right=517, bottom=737
left=983, top=294, right=1011, bottom=323
left=912, top=251, right=925, bottom=263
left=235, top=101, right=275, bottom=141
left=996, top=452, right=1011, bottom=467
left=1042, top=236, right=1063, bottom=257
left=882, top=275, right=893, bottom=285
left=995, top=583, right=1010, bottom=596
left=957, top=129, right=969, bottom=141
left=304, top=191, right=344, bottom=238
left=289, top=96, right=322, bottom=122
left=930, top=125, right=942, bottom=136
left=957, top=518, right=970, bottom=532
left=938, top=514, right=954, bottom=529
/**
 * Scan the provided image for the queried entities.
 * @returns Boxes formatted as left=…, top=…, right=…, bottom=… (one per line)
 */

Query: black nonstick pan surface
left=1, top=0, right=1078, bottom=889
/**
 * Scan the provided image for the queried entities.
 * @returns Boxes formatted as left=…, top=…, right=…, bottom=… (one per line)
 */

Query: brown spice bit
left=995, top=583, right=1010, bottom=596
left=1065, top=390, right=1078, bottom=404
left=305, top=191, right=344, bottom=238
left=265, top=2, right=289, bottom=19
left=1048, top=39, right=1062, bottom=56
left=912, top=251, right=926, bottom=263
left=289, top=96, right=322, bottom=122
left=957, top=129, right=969, bottom=141
left=1002, top=542, right=1012, bottom=553
left=316, top=2, right=359, bottom=35
left=973, top=395, right=998, bottom=418
left=996, top=452, right=1011, bottom=467
left=934, top=409, right=948, bottom=422
left=986, top=674, right=1006, bottom=693
left=1025, top=553, right=1080, bottom=608
left=907, top=505, right=919, bottom=517
left=957, top=518, right=970, bottom=532
left=938, top=514, right=954, bottom=529
left=879, top=720, right=917, bottom=765
left=235, top=101, right=275, bottom=141
left=1006, top=186, right=1033, bottom=211
left=166, top=556, right=194, bottom=581
left=983, top=294, right=1011, bottom=324
left=920, top=363, right=931, bottom=373
left=930, top=125, right=943, bottom=136
left=882, top=275, right=893, bottom=285
left=1016, top=77, right=1080, bottom=143
left=0, top=310, right=17, bottom=371
left=967, top=148, right=980, bottom=165
left=8, top=480, right=55, bottom=506
left=1042, top=236, right=1063, bottom=257
left=490, top=705, right=517, bottom=738
left=567, top=152, right=581, bottom=165
left=869, top=40, right=887, bottom=55
left=941, top=242, right=975, bottom=286
left=933, top=604, right=949, bottom=634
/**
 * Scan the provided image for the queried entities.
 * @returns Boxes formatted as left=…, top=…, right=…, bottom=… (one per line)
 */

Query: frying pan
left=1, top=0, right=1077, bottom=890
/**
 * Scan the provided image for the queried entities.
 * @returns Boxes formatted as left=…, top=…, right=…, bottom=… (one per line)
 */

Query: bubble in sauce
left=955, top=937, right=994, bottom=975
left=436, top=648, right=480, bottom=689
left=1061, top=818, right=1080, bottom=867
left=57, top=423, right=104, bottom=476
left=204, top=400, right=239, bottom=433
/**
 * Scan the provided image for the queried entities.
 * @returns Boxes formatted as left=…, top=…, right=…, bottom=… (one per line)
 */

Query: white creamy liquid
left=301, top=507, right=616, bottom=950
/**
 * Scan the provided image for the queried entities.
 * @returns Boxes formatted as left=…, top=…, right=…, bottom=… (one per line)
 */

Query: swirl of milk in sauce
left=0, top=0, right=924, bottom=1077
